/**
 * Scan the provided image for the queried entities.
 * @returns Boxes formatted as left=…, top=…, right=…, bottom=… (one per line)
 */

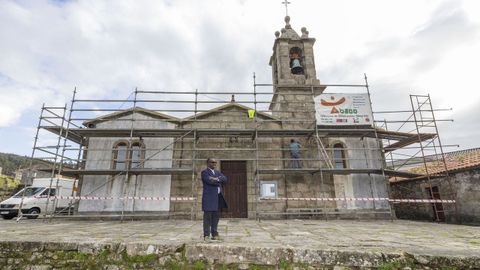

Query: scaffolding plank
left=258, top=168, right=385, bottom=175
left=41, top=126, right=84, bottom=144
left=37, top=168, right=194, bottom=176
left=258, top=168, right=424, bottom=178
left=41, top=126, right=436, bottom=152
left=384, top=133, right=436, bottom=152
left=383, top=169, right=424, bottom=178
left=42, top=126, right=432, bottom=139
left=39, top=167, right=422, bottom=178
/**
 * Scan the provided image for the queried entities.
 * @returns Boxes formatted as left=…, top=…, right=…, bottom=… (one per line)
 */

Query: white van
left=0, top=178, right=77, bottom=219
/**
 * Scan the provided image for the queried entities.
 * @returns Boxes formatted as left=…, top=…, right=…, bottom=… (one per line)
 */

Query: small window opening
left=333, top=143, right=347, bottom=169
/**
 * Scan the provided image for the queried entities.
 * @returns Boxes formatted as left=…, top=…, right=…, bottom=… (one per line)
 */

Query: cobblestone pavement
left=1, top=218, right=479, bottom=258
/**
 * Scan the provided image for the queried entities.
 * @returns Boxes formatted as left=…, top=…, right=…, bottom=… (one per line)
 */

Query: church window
left=130, top=141, right=145, bottom=169
left=289, top=47, right=304, bottom=75
left=112, top=141, right=145, bottom=170
left=333, top=143, right=347, bottom=169
left=113, top=142, right=128, bottom=170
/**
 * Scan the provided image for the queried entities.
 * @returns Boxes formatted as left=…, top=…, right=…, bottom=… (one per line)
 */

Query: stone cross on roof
left=282, top=0, right=291, bottom=16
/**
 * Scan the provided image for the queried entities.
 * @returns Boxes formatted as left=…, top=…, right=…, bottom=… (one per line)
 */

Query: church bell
left=291, top=59, right=304, bottom=74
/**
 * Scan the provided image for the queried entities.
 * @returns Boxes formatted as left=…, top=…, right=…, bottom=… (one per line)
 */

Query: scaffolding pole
left=409, top=94, right=458, bottom=223
left=190, top=89, right=199, bottom=220
left=253, top=73, right=260, bottom=220
left=49, top=88, right=78, bottom=220
left=364, top=74, right=391, bottom=218
left=43, top=105, right=67, bottom=220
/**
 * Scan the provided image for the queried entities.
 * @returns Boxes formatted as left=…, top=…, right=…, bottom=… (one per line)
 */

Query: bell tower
left=269, top=16, right=325, bottom=127
left=270, top=16, right=320, bottom=87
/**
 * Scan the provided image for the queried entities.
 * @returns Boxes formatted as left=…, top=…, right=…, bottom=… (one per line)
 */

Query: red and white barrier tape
left=260, top=197, right=456, bottom=203
left=34, top=196, right=455, bottom=203
left=34, top=196, right=194, bottom=201
left=388, top=198, right=455, bottom=203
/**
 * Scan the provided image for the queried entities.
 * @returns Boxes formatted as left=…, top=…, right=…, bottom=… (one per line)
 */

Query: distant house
left=390, top=148, right=480, bottom=225
left=15, top=162, right=53, bottom=186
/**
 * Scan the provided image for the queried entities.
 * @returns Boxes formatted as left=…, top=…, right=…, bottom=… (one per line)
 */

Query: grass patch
left=128, top=253, right=158, bottom=264
left=378, top=261, right=402, bottom=270
left=279, top=258, right=292, bottom=270
left=193, top=260, right=206, bottom=270
left=249, top=265, right=275, bottom=270
left=217, top=264, right=229, bottom=270
left=74, top=253, right=89, bottom=261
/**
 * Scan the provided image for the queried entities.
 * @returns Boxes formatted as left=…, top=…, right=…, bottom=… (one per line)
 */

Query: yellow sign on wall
left=248, top=109, right=255, bottom=119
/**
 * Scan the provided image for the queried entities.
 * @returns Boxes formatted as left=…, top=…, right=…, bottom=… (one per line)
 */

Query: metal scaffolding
left=381, top=94, right=458, bottom=222
left=23, top=75, right=457, bottom=221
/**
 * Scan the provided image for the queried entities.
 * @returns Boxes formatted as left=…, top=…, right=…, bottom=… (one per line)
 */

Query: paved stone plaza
left=0, top=219, right=479, bottom=269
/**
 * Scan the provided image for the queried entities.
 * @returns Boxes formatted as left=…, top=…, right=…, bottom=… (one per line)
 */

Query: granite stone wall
left=168, top=104, right=339, bottom=219
left=0, top=241, right=477, bottom=269
left=390, top=168, right=480, bottom=225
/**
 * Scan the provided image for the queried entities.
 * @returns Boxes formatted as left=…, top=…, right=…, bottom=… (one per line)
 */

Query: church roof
left=83, top=102, right=279, bottom=126
left=83, top=107, right=180, bottom=126
left=390, top=147, right=480, bottom=183
left=410, top=148, right=480, bottom=175
left=183, top=102, right=279, bottom=121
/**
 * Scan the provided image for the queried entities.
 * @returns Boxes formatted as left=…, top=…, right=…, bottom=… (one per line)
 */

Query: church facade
left=75, top=17, right=390, bottom=219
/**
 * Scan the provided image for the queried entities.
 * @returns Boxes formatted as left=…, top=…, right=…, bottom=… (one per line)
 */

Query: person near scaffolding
left=289, top=139, right=302, bottom=168
left=201, top=158, right=228, bottom=241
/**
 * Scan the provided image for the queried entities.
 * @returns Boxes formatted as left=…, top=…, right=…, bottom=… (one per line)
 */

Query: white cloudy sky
left=0, top=0, right=479, bottom=157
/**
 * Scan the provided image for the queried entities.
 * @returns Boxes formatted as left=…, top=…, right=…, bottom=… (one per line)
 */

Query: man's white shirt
left=209, top=168, right=221, bottom=194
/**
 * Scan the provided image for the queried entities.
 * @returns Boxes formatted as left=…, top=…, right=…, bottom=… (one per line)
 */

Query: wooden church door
left=220, top=161, right=248, bottom=218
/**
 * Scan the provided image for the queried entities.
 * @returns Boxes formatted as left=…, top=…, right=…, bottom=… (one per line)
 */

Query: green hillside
left=0, top=174, right=20, bottom=200
left=0, top=174, right=19, bottom=188
left=0, top=152, right=31, bottom=176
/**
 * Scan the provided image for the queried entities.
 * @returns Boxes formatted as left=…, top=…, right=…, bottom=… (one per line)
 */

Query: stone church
left=74, top=16, right=392, bottom=219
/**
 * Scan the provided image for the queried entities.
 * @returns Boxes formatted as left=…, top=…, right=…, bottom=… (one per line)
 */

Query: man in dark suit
left=201, top=158, right=228, bottom=241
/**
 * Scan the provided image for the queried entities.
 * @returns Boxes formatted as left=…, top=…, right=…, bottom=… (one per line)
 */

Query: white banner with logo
left=314, top=94, right=373, bottom=126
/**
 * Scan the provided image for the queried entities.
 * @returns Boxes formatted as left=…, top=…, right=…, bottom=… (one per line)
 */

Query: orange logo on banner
left=321, top=96, right=346, bottom=106
left=321, top=96, right=345, bottom=114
